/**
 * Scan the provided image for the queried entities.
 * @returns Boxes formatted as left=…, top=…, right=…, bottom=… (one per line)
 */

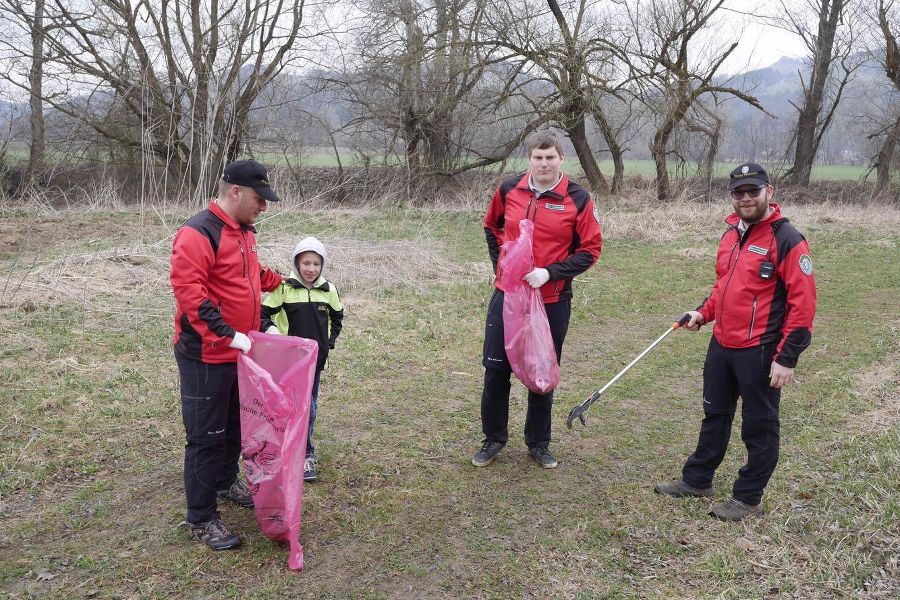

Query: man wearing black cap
left=170, top=159, right=283, bottom=549
left=655, top=162, right=817, bottom=521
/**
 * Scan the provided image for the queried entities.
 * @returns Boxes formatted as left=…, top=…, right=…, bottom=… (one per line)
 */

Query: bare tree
left=26, top=0, right=44, bottom=180
left=337, top=0, right=510, bottom=177
left=2, top=0, right=309, bottom=200
left=0, top=0, right=55, bottom=183
left=778, top=0, right=864, bottom=185
left=621, top=0, right=766, bottom=200
left=683, top=99, right=723, bottom=198
left=872, top=0, right=900, bottom=194
left=481, top=0, right=632, bottom=194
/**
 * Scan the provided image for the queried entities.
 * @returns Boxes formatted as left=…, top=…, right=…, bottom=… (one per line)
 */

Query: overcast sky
left=719, top=0, right=810, bottom=74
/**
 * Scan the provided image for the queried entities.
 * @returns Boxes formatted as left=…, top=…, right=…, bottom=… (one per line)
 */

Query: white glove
left=524, top=267, right=550, bottom=289
left=229, top=331, right=251, bottom=353
left=265, top=326, right=281, bottom=335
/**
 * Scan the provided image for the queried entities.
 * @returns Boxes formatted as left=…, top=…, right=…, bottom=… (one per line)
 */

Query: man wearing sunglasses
left=655, top=162, right=817, bottom=521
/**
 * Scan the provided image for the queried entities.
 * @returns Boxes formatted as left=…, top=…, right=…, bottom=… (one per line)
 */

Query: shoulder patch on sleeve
left=592, top=204, right=601, bottom=223
left=799, top=254, right=813, bottom=275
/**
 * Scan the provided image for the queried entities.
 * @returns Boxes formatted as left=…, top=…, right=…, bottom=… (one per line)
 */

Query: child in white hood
left=261, top=236, right=344, bottom=481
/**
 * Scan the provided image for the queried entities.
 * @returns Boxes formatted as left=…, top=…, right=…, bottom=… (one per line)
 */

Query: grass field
left=260, top=154, right=885, bottom=182
left=3, top=146, right=885, bottom=182
left=0, top=194, right=897, bottom=598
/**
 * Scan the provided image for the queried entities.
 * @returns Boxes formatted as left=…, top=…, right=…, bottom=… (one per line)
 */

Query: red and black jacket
left=698, top=203, right=816, bottom=367
left=484, top=172, right=602, bottom=303
left=170, top=201, right=282, bottom=363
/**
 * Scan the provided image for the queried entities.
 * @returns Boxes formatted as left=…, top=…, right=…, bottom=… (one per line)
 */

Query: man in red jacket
left=473, top=131, right=602, bottom=469
left=655, top=162, right=817, bottom=521
left=170, top=160, right=283, bottom=549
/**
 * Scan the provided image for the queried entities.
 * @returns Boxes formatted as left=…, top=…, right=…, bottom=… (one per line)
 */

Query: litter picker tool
left=566, top=313, right=691, bottom=429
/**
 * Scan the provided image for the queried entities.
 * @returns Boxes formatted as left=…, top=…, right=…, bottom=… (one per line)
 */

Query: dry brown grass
left=600, top=190, right=900, bottom=244
left=849, top=355, right=900, bottom=434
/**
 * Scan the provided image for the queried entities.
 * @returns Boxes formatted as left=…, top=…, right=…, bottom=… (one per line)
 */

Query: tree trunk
left=651, top=104, right=685, bottom=201
left=27, top=0, right=45, bottom=182
left=699, top=112, right=722, bottom=199
left=594, top=109, right=624, bottom=195
left=876, top=113, right=900, bottom=195
left=788, top=0, right=844, bottom=186
left=566, top=108, right=609, bottom=194
left=650, top=130, right=672, bottom=202
left=399, top=0, right=424, bottom=170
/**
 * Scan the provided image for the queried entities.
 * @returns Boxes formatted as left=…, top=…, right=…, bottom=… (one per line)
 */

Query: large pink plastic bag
left=237, top=331, right=318, bottom=571
left=499, top=219, right=560, bottom=394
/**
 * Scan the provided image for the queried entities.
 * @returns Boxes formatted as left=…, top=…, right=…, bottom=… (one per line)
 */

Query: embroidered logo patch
left=544, top=203, right=564, bottom=211
left=799, top=254, right=813, bottom=275
left=593, top=205, right=601, bottom=223
left=748, top=245, right=767, bottom=255
left=251, top=244, right=258, bottom=253
left=741, top=165, right=750, bottom=174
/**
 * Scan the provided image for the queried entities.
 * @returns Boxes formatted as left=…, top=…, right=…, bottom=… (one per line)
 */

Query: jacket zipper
left=717, top=233, right=742, bottom=331
left=748, top=296, right=757, bottom=339
left=239, top=237, right=247, bottom=278
left=240, top=230, right=259, bottom=333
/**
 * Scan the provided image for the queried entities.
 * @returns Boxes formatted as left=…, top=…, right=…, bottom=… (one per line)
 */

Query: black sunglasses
left=730, top=185, right=767, bottom=200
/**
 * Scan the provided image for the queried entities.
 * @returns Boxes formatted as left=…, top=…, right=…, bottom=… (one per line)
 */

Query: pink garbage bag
left=499, top=219, right=560, bottom=394
left=237, top=330, right=318, bottom=570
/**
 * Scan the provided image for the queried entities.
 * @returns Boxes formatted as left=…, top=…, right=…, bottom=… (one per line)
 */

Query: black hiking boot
left=654, top=479, right=714, bottom=498
left=472, top=441, right=505, bottom=467
left=216, top=478, right=254, bottom=508
left=190, top=518, right=241, bottom=550
left=528, top=446, right=558, bottom=469
left=710, top=498, right=762, bottom=521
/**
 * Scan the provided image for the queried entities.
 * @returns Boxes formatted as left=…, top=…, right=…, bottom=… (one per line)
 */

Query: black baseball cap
left=728, top=162, right=770, bottom=190
left=222, top=159, right=281, bottom=202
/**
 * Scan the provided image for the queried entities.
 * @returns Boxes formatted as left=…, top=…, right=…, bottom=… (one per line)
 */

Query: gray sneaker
left=528, top=446, right=558, bottom=469
left=710, top=498, right=762, bottom=521
left=472, top=441, right=505, bottom=467
left=654, top=479, right=714, bottom=498
left=303, top=455, right=318, bottom=482
left=190, top=518, right=241, bottom=550
left=217, top=479, right=254, bottom=508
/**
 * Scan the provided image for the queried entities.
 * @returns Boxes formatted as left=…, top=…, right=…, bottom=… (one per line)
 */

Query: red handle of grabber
left=673, top=313, right=691, bottom=329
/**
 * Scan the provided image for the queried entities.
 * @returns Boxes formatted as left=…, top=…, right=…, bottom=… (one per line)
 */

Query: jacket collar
left=516, top=171, right=569, bottom=200
left=286, top=276, right=330, bottom=292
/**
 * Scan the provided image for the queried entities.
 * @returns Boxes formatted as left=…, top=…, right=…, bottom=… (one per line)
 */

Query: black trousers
left=681, top=337, right=782, bottom=505
left=480, top=289, right=570, bottom=448
left=175, top=350, right=242, bottom=524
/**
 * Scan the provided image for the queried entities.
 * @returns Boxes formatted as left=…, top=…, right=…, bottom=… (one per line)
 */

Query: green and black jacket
left=260, top=276, right=343, bottom=371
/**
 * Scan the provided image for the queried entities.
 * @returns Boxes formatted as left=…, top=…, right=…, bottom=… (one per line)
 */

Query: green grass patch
left=0, top=202, right=897, bottom=597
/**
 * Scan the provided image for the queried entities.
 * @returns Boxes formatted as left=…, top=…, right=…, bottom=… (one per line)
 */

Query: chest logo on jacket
left=544, top=203, right=564, bottom=211
left=748, top=245, right=767, bottom=255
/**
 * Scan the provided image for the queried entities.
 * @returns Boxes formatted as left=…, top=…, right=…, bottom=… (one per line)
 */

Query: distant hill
left=713, top=53, right=895, bottom=165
